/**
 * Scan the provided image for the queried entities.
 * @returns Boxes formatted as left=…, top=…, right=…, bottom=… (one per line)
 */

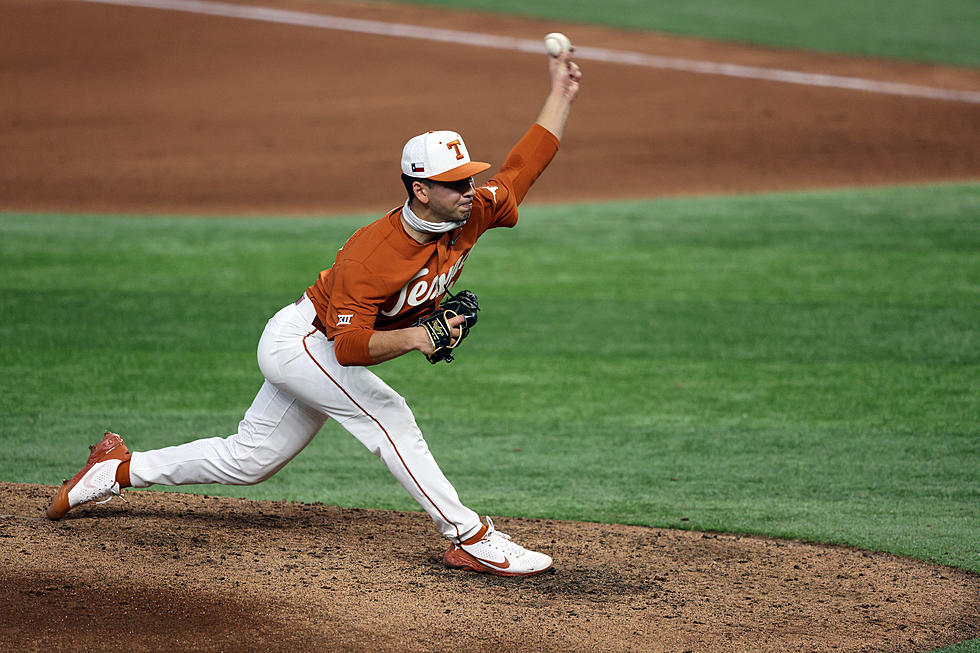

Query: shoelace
left=78, top=482, right=124, bottom=506
left=95, top=489, right=126, bottom=506
left=481, top=518, right=528, bottom=558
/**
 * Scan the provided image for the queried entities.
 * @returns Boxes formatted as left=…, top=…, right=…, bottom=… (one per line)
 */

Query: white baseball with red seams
left=544, top=32, right=571, bottom=56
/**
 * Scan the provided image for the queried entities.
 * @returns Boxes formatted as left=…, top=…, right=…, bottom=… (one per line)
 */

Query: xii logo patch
left=336, top=314, right=353, bottom=326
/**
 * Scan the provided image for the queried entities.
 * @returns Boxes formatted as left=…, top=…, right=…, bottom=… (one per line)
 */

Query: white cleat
left=444, top=517, right=553, bottom=577
left=47, top=431, right=130, bottom=520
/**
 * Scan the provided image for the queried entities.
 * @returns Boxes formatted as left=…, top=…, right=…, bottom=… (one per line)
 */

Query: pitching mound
left=2, top=483, right=976, bottom=652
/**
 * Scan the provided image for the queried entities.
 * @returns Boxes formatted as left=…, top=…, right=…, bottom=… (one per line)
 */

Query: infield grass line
left=931, top=639, right=980, bottom=653
left=76, top=0, right=980, bottom=105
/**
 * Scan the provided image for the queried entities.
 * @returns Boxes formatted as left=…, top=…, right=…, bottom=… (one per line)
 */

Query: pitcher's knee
left=218, top=436, right=291, bottom=485
left=229, top=452, right=287, bottom=485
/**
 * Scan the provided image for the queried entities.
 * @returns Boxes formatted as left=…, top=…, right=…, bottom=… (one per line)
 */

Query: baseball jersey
left=305, top=123, right=560, bottom=366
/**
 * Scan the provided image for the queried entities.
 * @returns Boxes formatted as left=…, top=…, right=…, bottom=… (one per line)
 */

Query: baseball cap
left=401, top=130, right=491, bottom=182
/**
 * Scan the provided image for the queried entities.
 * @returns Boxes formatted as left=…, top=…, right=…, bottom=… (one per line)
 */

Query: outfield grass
left=1, top=184, right=978, bottom=583
left=376, top=0, right=980, bottom=67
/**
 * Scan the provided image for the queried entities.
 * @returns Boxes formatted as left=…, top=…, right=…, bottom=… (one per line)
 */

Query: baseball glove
left=417, top=289, right=480, bottom=364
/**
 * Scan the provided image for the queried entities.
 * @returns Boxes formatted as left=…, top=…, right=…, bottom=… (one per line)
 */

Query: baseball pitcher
left=48, top=48, right=583, bottom=577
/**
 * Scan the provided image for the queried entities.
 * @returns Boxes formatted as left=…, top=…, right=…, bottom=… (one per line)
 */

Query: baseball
left=544, top=32, right=572, bottom=57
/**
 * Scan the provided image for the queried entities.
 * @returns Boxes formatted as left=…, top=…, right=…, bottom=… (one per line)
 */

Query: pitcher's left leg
left=286, top=334, right=482, bottom=543
left=333, top=371, right=553, bottom=575
left=340, top=398, right=482, bottom=543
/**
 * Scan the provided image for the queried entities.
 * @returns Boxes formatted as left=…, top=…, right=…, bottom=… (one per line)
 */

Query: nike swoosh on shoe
left=473, top=555, right=510, bottom=570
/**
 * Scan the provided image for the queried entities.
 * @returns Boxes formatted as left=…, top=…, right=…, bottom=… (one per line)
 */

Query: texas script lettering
left=380, top=251, right=472, bottom=317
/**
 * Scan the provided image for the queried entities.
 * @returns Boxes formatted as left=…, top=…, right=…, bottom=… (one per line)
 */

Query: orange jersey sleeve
left=489, top=123, right=560, bottom=208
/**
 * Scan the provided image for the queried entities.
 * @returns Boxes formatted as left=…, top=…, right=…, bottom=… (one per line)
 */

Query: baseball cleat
left=444, top=517, right=553, bottom=577
left=46, top=431, right=131, bottom=520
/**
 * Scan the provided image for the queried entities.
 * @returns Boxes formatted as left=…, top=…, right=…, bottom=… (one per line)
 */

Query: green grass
left=934, top=640, right=980, bottom=653
left=375, top=0, right=980, bottom=67
left=1, top=184, right=978, bottom=584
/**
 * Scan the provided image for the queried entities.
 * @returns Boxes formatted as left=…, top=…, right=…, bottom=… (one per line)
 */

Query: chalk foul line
left=80, top=0, right=980, bottom=104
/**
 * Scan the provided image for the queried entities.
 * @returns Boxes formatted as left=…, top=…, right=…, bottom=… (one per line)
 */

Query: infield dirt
left=2, top=0, right=979, bottom=215
left=1, top=1, right=979, bottom=651
left=3, top=483, right=979, bottom=652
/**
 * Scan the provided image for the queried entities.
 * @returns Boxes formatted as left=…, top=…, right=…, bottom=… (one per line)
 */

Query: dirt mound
left=2, top=483, right=976, bottom=652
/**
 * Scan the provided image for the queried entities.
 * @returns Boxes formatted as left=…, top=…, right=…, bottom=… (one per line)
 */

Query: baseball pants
left=128, top=293, right=483, bottom=543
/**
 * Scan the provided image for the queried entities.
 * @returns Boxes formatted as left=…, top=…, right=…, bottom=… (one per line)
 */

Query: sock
left=115, top=459, right=131, bottom=488
left=461, top=522, right=489, bottom=545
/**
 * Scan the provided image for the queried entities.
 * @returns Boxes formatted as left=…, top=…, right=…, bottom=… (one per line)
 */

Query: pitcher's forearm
left=536, top=51, right=582, bottom=141
left=536, top=91, right=574, bottom=141
left=368, top=328, right=429, bottom=364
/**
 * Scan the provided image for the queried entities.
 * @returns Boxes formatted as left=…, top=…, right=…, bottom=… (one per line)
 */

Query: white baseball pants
left=128, top=294, right=483, bottom=543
